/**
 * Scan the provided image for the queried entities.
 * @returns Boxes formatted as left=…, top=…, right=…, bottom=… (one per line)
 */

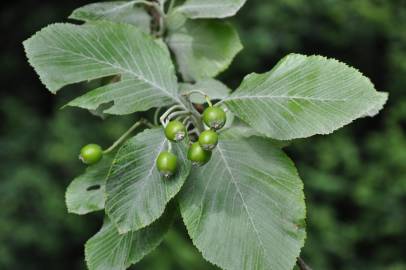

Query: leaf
left=180, top=78, right=231, bottom=104
left=221, top=121, right=292, bottom=148
left=85, top=206, right=174, bottom=270
left=223, top=54, right=389, bottom=140
left=179, top=136, right=306, bottom=270
left=66, top=155, right=113, bottom=215
left=69, top=1, right=151, bottom=33
left=167, top=18, right=242, bottom=81
left=106, top=128, right=191, bottom=234
left=176, top=0, right=247, bottom=19
left=23, top=21, right=181, bottom=115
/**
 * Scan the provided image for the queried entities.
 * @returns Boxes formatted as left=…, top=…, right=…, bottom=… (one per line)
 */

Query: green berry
left=187, top=142, right=212, bottom=166
left=203, top=107, right=226, bottom=130
left=79, top=144, right=103, bottom=165
left=165, top=120, right=186, bottom=142
left=198, top=130, right=218, bottom=151
left=157, top=151, right=177, bottom=178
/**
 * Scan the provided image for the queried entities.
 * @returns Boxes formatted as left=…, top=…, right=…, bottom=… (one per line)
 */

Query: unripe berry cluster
left=157, top=106, right=226, bottom=178
left=78, top=106, right=226, bottom=179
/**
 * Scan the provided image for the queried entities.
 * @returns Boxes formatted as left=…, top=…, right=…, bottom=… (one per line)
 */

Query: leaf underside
left=106, top=128, right=191, bottom=234
left=177, top=0, right=248, bottom=19
left=179, top=136, right=306, bottom=270
left=224, top=54, right=388, bottom=140
left=69, top=1, right=151, bottom=33
left=180, top=78, right=231, bottom=104
left=23, top=21, right=179, bottom=115
left=66, top=155, right=113, bottom=215
left=167, top=19, right=242, bottom=81
left=85, top=206, right=174, bottom=270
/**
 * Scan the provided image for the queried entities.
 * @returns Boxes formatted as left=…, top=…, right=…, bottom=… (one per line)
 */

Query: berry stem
left=159, top=105, right=185, bottom=126
left=153, top=107, right=164, bottom=125
left=189, top=128, right=200, bottom=136
left=167, top=111, right=191, bottom=121
left=103, top=118, right=152, bottom=154
left=167, top=141, right=173, bottom=152
left=182, top=93, right=205, bottom=132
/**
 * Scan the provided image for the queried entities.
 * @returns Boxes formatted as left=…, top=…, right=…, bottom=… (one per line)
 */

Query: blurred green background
left=1, top=0, right=405, bottom=269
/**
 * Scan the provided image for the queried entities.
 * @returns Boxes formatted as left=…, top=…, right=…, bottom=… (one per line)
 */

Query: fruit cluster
left=77, top=103, right=227, bottom=180
left=157, top=106, right=226, bottom=178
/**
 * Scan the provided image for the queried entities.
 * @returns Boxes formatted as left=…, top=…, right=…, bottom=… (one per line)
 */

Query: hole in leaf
left=87, top=185, right=101, bottom=191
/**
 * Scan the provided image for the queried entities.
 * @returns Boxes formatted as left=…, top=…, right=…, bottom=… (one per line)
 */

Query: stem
left=215, top=99, right=226, bottom=106
left=296, top=257, right=312, bottom=270
left=154, top=107, right=163, bottom=126
left=182, top=94, right=205, bottom=132
left=144, top=0, right=166, bottom=37
left=159, top=105, right=185, bottom=126
left=168, top=0, right=176, bottom=13
left=156, top=0, right=166, bottom=36
left=182, top=116, right=191, bottom=125
left=182, top=90, right=213, bottom=107
left=167, top=111, right=191, bottom=121
left=168, top=141, right=173, bottom=152
left=185, top=119, right=193, bottom=129
left=188, top=128, right=199, bottom=136
left=135, top=0, right=159, bottom=8
left=103, top=119, right=151, bottom=154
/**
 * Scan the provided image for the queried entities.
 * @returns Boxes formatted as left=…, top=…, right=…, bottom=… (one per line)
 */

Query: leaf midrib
left=47, top=44, right=180, bottom=103
left=216, top=143, right=267, bottom=261
left=225, top=95, right=349, bottom=102
left=180, top=3, right=239, bottom=10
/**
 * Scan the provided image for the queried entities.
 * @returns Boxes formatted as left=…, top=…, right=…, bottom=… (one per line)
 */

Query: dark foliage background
left=1, top=0, right=405, bottom=269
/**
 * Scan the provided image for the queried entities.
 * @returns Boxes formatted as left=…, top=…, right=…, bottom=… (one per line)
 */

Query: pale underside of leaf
left=106, top=128, right=191, bottom=234
left=85, top=207, right=174, bottom=270
left=221, top=120, right=292, bottom=148
left=67, top=75, right=176, bottom=114
left=224, top=54, right=388, bottom=140
left=180, top=78, right=231, bottom=104
left=180, top=136, right=306, bottom=270
left=176, top=0, right=247, bottom=19
left=66, top=155, right=113, bottom=215
left=69, top=1, right=151, bottom=33
left=23, top=22, right=180, bottom=114
left=167, top=19, right=243, bottom=81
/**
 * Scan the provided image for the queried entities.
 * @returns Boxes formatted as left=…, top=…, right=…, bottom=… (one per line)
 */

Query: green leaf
left=85, top=207, right=174, bottom=270
left=167, top=18, right=242, bottom=81
left=180, top=78, right=231, bottom=104
left=179, top=136, right=306, bottom=270
left=221, top=120, right=292, bottom=148
left=69, top=1, right=151, bottom=33
left=176, top=0, right=247, bottom=18
left=66, top=155, right=113, bottom=215
left=223, top=54, right=389, bottom=140
left=23, top=21, right=180, bottom=115
left=106, top=128, right=190, bottom=234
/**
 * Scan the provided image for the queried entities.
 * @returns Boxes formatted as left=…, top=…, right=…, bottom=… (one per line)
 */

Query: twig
left=297, top=257, right=312, bottom=270
left=103, top=118, right=153, bottom=154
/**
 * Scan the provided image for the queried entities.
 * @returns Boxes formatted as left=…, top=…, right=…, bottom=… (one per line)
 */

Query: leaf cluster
left=23, top=1, right=388, bottom=269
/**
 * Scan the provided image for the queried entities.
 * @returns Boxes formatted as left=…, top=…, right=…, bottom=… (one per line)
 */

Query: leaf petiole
left=167, top=0, right=176, bottom=14
left=103, top=118, right=153, bottom=154
left=182, top=90, right=213, bottom=107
